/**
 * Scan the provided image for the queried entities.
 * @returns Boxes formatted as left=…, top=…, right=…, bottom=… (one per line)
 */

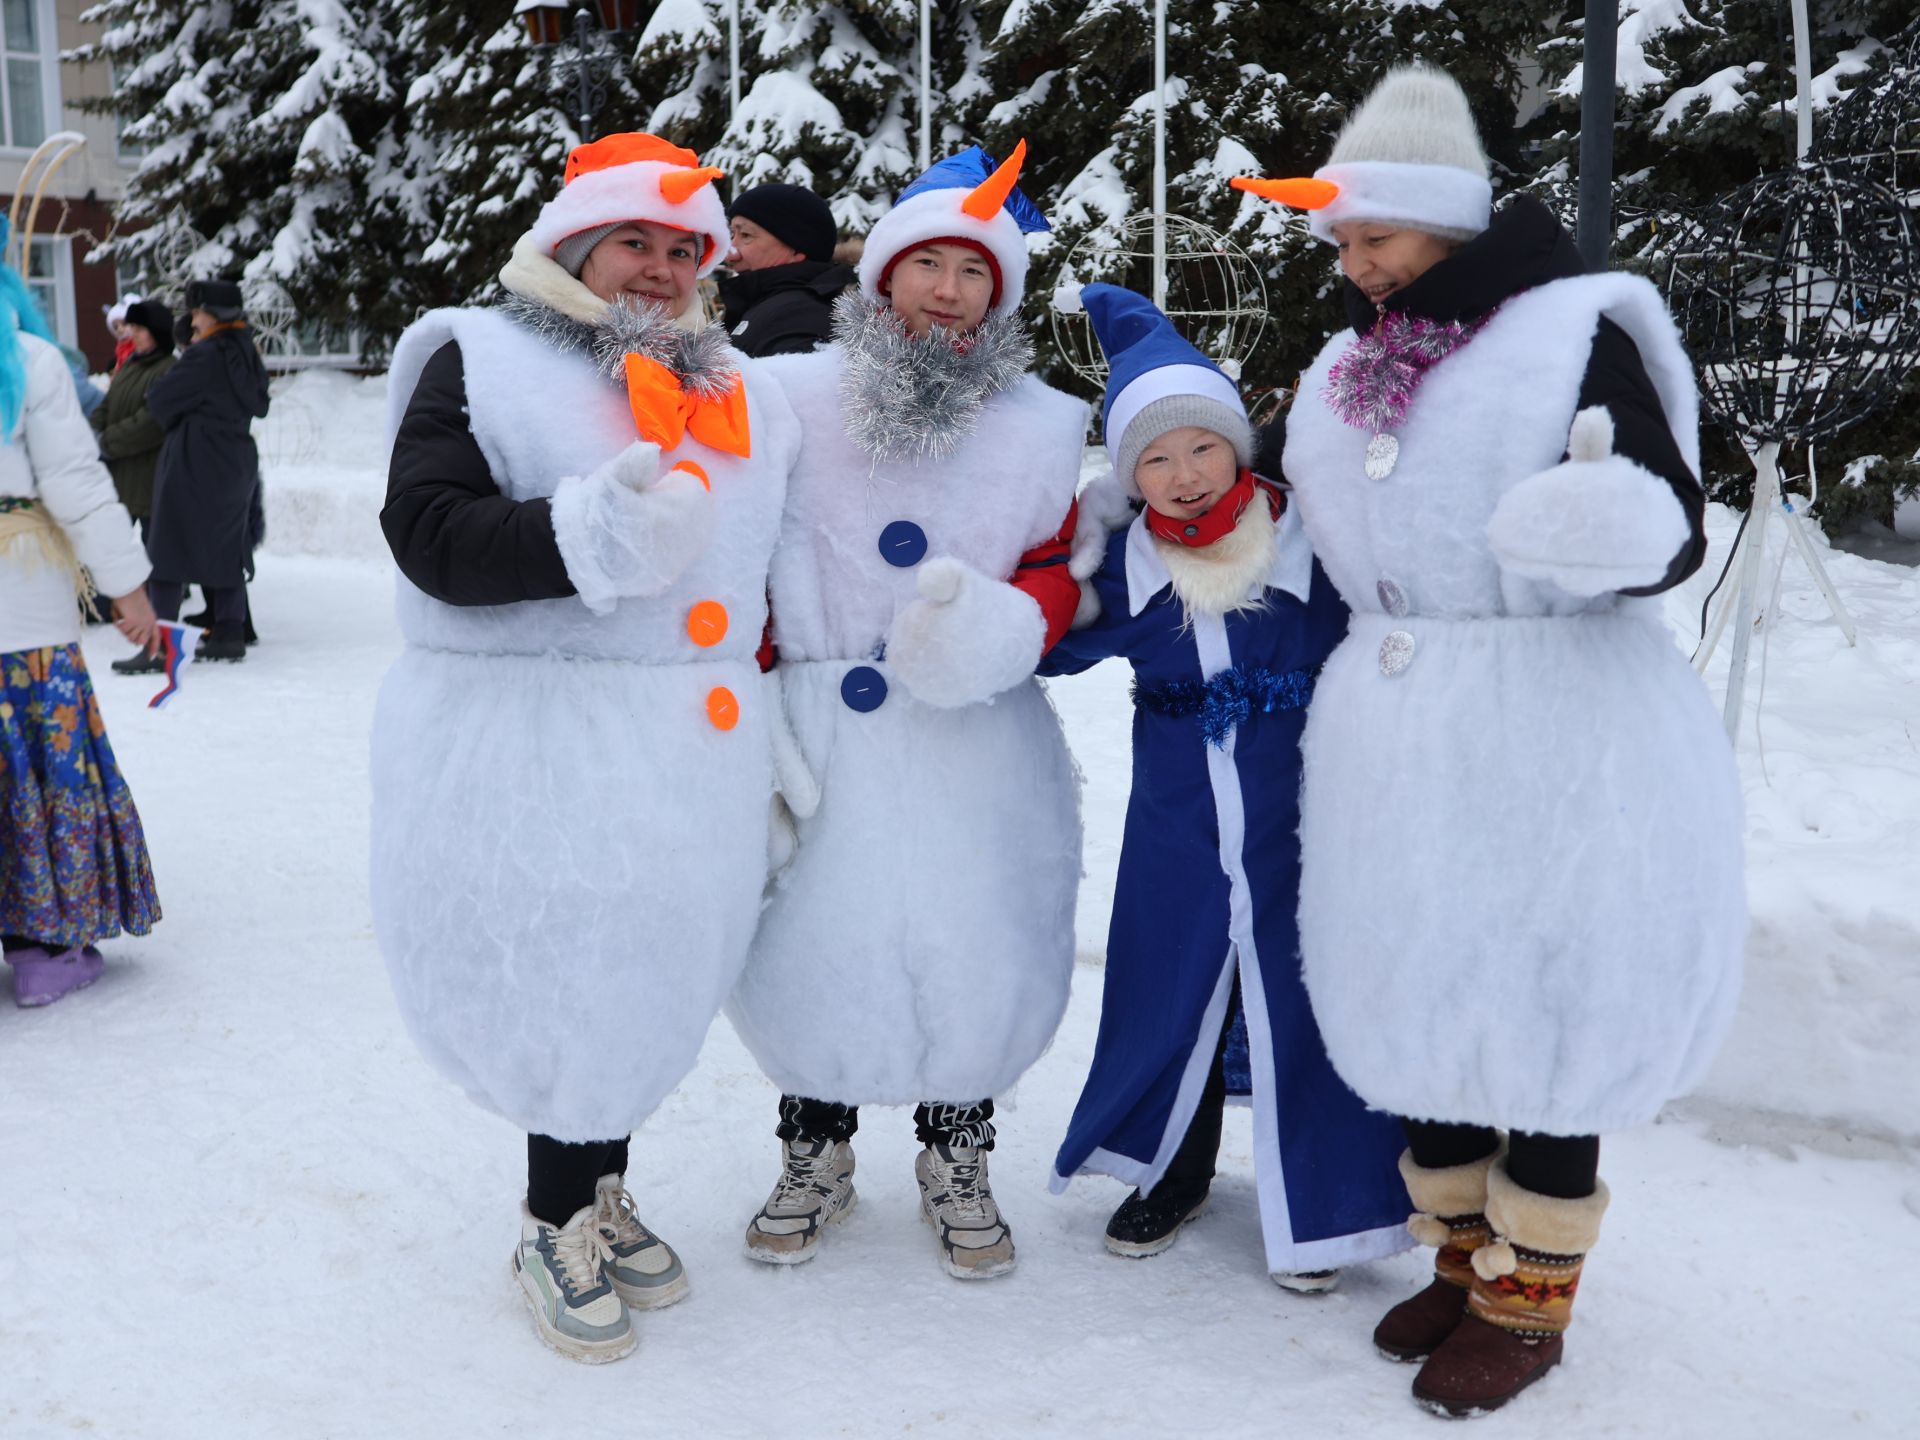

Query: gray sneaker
left=744, top=1137, right=857, bottom=1264
left=511, top=1203, right=635, bottom=1363
left=915, top=1142, right=1016, bottom=1280
left=593, top=1174, right=690, bottom=1310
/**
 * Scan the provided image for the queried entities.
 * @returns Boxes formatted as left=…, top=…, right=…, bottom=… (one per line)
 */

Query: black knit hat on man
left=123, top=300, right=176, bottom=350
left=184, top=279, right=246, bottom=323
left=727, top=183, right=836, bottom=264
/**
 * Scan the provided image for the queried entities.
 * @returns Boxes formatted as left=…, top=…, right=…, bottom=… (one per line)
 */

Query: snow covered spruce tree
left=632, top=0, right=983, bottom=239
left=1530, top=0, right=1918, bottom=527
left=71, top=0, right=427, bottom=356
left=967, top=0, right=1560, bottom=399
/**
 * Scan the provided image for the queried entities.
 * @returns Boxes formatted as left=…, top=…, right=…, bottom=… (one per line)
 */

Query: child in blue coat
left=1044, top=285, right=1410, bottom=1287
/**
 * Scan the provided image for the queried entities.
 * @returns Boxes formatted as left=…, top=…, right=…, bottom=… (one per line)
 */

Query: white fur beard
left=1155, top=500, right=1278, bottom=619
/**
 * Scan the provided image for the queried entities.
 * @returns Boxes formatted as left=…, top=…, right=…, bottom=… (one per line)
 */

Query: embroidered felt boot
left=7, top=945, right=106, bottom=1008
left=1410, top=1161, right=1610, bottom=1418
left=1374, top=1146, right=1500, bottom=1362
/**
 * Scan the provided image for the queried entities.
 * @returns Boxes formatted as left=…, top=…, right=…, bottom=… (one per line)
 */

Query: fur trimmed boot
left=1410, top=1160, right=1610, bottom=1418
left=1373, top=1146, right=1500, bottom=1362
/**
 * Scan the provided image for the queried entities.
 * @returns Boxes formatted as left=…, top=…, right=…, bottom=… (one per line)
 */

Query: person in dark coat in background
left=115, top=280, right=269, bottom=671
left=715, top=182, right=855, bottom=357
left=90, top=300, right=176, bottom=541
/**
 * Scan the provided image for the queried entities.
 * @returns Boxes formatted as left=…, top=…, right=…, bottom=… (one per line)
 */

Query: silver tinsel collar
left=833, top=292, right=1033, bottom=463
left=499, top=294, right=737, bottom=400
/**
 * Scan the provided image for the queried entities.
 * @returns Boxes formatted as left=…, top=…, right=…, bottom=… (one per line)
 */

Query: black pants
left=151, top=579, right=247, bottom=628
left=1142, top=986, right=1234, bottom=1206
left=778, top=1094, right=997, bottom=1151
left=1403, top=1119, right=1600, bottom=1201
left=526, top=1133, right=629, bottom=1227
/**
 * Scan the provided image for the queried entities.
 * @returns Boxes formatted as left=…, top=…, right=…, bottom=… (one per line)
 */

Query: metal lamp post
left=515, top=0, right=642, bottom=142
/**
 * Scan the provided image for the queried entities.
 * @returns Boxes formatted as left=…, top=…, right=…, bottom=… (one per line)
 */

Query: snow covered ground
left=4, top=372, right=1918, bottom=1437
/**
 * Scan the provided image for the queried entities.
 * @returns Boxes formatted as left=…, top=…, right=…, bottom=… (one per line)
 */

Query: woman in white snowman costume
left=375, top=133, right=800, bottom=1363
left=727, top=143, right=1089, bottom=1280
left=1236, top=67, right=1745, bottom=1417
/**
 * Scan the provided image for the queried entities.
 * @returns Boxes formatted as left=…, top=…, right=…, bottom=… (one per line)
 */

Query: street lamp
left=515, top=0, right=644, bottom=142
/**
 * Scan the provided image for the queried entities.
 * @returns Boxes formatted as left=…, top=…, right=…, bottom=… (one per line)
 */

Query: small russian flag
left=147, top=622, right=205, bottom=710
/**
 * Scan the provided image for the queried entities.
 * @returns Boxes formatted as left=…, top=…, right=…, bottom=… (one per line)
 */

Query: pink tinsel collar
left=1325, top=307, right=1494, bottom=432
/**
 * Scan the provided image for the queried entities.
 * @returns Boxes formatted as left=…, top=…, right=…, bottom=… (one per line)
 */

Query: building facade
left=0, top=0, right=137, bottom=372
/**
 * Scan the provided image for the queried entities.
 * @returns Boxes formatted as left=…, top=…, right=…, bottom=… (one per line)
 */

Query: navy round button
left=841, top=665, right=888, bottom=713
left=878, top=520, right=928, bottom=568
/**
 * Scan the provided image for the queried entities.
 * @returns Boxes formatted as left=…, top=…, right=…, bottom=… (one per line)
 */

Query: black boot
left=110, top=649, right=167, bottom=676
left=1105, top=1182, right=1210, bottom=1257
left=196, top=623, right=247, bottom=663
left=184, top=609, right=257, bottom=645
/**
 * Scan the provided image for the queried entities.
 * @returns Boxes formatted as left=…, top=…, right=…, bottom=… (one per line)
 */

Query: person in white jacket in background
left=0, top=258, right=161, bottom=1008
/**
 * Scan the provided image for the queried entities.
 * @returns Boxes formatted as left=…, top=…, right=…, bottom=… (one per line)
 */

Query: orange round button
left=687, top=600, right=729, bottom=648
left=673, top=460, right=711, bottom=491
left=706, top=685, right=739, bottom=731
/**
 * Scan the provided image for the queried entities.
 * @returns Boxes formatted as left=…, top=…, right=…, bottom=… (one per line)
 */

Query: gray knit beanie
left=1114, top=394, right=1255, bottom=500
left=553, top=221, right=627, bottom=277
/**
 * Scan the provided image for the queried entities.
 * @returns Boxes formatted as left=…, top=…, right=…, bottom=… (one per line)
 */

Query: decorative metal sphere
left=1048, top=213, right=1268, bottom=387
left=1662, top=162, right=1920, bottom=444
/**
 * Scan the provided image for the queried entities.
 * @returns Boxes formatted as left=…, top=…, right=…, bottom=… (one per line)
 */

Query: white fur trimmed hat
left=1230, top=66, right=1492, bottom=245
left=525, top=133, right=731, bottom=279
left=858, top=142, right=1050, bottom=319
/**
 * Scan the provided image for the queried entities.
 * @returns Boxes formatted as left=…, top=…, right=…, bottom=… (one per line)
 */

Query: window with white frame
left=25, top=235, right=74, bottom=348
left=1, top=0, right=51, bottom=151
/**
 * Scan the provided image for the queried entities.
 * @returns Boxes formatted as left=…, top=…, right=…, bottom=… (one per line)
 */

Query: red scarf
left=1144, top=469, right=1282, bottom=548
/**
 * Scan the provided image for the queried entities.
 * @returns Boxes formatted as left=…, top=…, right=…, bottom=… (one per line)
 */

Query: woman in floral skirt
left=0, top=256, right=163, bottom=1006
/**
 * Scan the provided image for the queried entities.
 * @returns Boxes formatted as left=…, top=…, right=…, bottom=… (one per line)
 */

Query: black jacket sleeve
left=381, top=341, right=578, bottom=606
left=1253, top=411, right=1287, bottom=484
left=735, top=291, right=834, bottom=358
left=1575, top=318, right=1707, bottom=596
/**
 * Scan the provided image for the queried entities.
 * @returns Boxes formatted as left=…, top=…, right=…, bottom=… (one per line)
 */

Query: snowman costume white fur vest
left=371, top=305, right=800, bottom=1141
left=726, top=344, right=1089, bottom=1106
left=1284, top=272, right=1746, bottom=1137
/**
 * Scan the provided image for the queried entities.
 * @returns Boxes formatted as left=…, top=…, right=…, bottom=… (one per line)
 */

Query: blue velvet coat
left=1043, top=503, right=1411, bottom=1273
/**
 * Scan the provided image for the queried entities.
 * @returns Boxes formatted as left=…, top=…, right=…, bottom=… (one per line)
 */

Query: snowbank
left=258, top=368, right=392, bottom=564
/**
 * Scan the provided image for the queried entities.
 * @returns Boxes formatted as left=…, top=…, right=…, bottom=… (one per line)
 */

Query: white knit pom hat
left=1230, top=66, right=1493, bottom=246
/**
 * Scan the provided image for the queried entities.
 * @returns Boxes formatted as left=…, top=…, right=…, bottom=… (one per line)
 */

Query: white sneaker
left=511, top=1202, right=635, bottom=1363
left=744, top=1136, right=857, bottom=1264
left=915, top=1142, right=1016, bottom=1280
left=593, top=1174, right=690, bottom=1310
left=1272, top=1268, right=1343, bottom=1294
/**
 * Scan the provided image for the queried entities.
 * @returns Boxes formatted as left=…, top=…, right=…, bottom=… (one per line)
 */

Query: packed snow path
left=4, top=388, right=1917, bottom=1433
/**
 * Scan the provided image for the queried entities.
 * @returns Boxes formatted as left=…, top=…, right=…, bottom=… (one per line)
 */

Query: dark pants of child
left=1139, top=989, right=1235, bottom=1207
left=150, top=579, right=247, bottom=628
left=1403, top=1120, right=1600, bottom=1199
left=526, top=1133, right=630, bottom=1226
left=777, top=1095, right=997, bottom=1150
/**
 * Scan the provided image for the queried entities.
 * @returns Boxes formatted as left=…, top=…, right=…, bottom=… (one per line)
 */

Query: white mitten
left=549, top=441, right=714, bottom=615
left=1487, top=407, right=1690, bottom=598
left=1069, top=470, right=1138, bottom=582
left=885, top=556, right=1048, bottom=709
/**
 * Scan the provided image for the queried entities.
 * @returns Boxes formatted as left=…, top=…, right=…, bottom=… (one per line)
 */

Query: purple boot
left=7, top=946, right=106, bottom=1008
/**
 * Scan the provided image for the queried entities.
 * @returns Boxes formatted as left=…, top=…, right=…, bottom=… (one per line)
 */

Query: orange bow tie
left=624, top=353, right=752, bottom=459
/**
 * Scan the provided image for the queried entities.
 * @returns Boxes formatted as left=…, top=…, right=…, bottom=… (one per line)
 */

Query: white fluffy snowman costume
left=371, top=135, right=801, bottom=1141
left=1240, top=71, right=1746, bottom=1138
left=727, top=145, right=1090, bottom=1106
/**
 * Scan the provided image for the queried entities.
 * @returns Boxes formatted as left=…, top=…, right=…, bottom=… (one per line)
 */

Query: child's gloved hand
left=1486, top=407, right=1689, bottom=599
left=549, top=441, right=715, bottom=615
left=885, top=557, right=1048, bottom=709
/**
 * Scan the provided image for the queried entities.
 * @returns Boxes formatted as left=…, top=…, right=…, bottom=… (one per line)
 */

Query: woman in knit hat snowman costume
left=375, top=133, right=801, bottom=1363
left=727, top=143, right=1089, bottom=1281
left=1041, top=284, right=1412, bottom=1289
left=1234, top=67, right=1744, bottom=1416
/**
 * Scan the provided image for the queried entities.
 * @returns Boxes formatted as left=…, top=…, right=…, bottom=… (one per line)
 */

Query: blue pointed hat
left=859, top=141, right=1050, bottom=319
left=1082, top=284, right=1251, bottom=492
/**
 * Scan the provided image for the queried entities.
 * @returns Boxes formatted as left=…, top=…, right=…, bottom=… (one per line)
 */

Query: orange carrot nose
left=1230, top=176, right=1341, bottom=210
left=660, top=166, right=726, bottom=203
left=961, top=140, right=1028, bottom=221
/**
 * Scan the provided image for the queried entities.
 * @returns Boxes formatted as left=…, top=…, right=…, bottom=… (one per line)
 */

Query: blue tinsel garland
left=1131, top=664, right=1317, bottom=748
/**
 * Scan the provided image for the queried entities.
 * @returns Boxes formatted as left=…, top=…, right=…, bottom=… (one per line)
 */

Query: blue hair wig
left=0, top=217, right=56, bottom=440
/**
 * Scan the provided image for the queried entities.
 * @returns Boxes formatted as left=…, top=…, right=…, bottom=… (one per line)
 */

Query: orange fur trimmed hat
left=527, top=133, right=731, bottom=278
